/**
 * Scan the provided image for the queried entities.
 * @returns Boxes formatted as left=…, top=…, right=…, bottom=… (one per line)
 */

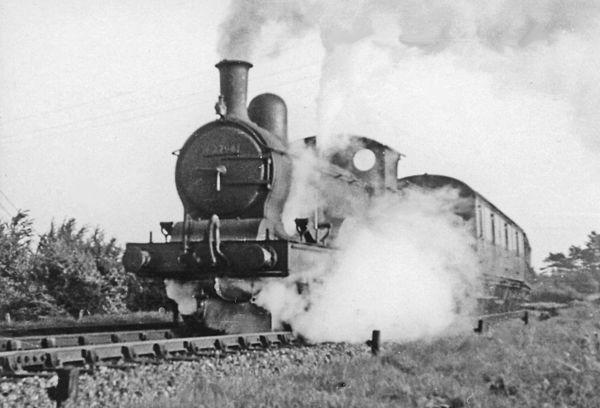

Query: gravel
left=0, top=343, right=367, bottom=407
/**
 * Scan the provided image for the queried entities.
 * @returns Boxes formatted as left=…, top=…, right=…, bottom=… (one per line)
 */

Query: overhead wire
left=0, top=70, right=215, bottom=126
left=2, top=91, right=206, bottom=141
left=0, top=201, right=13, bottom=219
left=1, top=82, right=317, bottom=152
left=1, top=60, right=322, bottom=146
left=2, top=60, right=320, bottom=135
left=0, top=190, right=18, bottom=212
left=0, top=41, right=322, bottom=126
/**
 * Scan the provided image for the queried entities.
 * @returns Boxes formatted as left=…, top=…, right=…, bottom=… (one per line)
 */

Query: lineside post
left=474, top=319, right=484, bottom=334
left=368, top=330, right=380, bottom=355
left=47, top=368, right=79, bottom=407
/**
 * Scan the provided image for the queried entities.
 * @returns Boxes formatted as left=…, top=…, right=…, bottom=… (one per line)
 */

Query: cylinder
left=122, top=246, right=151, bottom=273
left=248, top=93, right=288, bottom=142
left=222, top=244, right=277, bottom=272
left=215, top=60, right=253, bottom=120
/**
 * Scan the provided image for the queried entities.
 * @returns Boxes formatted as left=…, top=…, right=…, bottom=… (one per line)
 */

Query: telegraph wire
left=0, top=190, right=18, bottom=212
left=1, top=61, right=320, bottom=138
left=0, top=94, right=205, bottom=146
left=0, top=72, right=210, bottom=126
left=3, top=92, right=204, bottom=138
left=1, top=56, right=322, bottom=127
left=1, top=62, right=322, bottom=145
left=0, top=202, right=13, bottom=219
left=2, top=101, right=207, bottom=152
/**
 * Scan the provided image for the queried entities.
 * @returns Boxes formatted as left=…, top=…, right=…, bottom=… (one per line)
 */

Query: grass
left=140, top=302, right=600, bottom=408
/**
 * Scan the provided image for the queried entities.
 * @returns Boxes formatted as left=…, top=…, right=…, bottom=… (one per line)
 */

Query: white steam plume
left=257, top=187, right=480, bottom=342
left=219, top=0, right=600, bottom=149
left=217, top=0, right=313, bottom=60
left=313, top=0, right=600, bottom=151
left=219, top=0, right=600, bottom=265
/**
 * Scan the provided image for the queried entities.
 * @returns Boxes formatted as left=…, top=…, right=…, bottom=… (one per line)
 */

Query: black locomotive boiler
left=123, top=60, right=530, bottom=333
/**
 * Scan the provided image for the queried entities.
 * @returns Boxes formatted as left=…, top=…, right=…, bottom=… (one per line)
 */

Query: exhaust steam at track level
left=257, top=186, right=481, bottom=343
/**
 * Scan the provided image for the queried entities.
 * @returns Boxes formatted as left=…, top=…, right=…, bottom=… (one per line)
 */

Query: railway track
left=474, top=309, right=529, bottom=333
left=0, top=309, right=528, bottom=374
left=1, top=326, right=181, bottom=352
left=0, top=331, right=294, bottom=375
left=0, top=311, right=528, bottom=405
left=0, top=329, right=294, bottom=406
left=0, top=321, right=176, bottom=338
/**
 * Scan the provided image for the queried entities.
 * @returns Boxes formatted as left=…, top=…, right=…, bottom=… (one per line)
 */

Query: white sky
left=1, top=0, right=599, bottom=268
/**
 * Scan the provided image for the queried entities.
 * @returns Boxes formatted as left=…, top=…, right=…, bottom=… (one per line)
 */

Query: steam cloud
left=259, top=187, right=480, bottom=342
left=219, top=0, right=600, bottom=150
left=218, top=0, right=600, bottom=341
left=217, top=0, right=313, bottom=61
left=276, top=143, right=481, bottom=342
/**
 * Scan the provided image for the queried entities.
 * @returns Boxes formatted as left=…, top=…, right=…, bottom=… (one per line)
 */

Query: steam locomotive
left=122, top=60, right=530, bottom=334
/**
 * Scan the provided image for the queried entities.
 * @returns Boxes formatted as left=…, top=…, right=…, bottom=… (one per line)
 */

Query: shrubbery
left=0, top=211, right=167, bottom=320
left=34, top=219, right=130, bottom=315
left=2, top=211, right=598, bottom=319
left=0, top=212, right=59, bottom=319
left=529, top=280, right=584, bottom=304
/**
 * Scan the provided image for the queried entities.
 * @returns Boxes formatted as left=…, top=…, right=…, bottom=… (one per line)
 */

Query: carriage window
left=477, top=205, right=483, bottom=238
left=490, top=213, right=495, bottom=244
left=504, top=223, right=509, bottom=249
left=515, top=231, right=520, bottom=256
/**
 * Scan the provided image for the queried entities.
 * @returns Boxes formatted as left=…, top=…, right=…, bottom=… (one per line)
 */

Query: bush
left=529, top=283, right=584, bottom=304
left=0, top=211, right=62, bottom=319
left=32, top=220, right=131, bottom=316
left=0, top=212, right=171, bottom=320
left=542, top=231, right=600, bottom=295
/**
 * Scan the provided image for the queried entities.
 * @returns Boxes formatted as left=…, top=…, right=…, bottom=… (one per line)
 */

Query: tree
left=1, top=212, right=169, bottom=320
left=582, top=231, right=600, bottom=279
left=544, top=252, right=576, bottom=271
left=542, top=231, right=600, bottom=295
left=33, top=219, right=129, bottom=316
left=0, top=212, right=32, bottom=276
left=0, top=211, right=59, bottom=319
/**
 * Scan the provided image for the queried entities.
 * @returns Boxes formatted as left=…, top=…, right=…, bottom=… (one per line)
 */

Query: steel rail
left=0, top=321, right=176, bottom=338
left=1, top=327, right=183, bottom=352
left=473, top=309, right=529, bottom=333
left=0, top=331, right=294, bottom=374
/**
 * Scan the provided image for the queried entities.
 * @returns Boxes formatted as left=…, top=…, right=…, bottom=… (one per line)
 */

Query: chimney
left=215, top=60, right=253, bottom=120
